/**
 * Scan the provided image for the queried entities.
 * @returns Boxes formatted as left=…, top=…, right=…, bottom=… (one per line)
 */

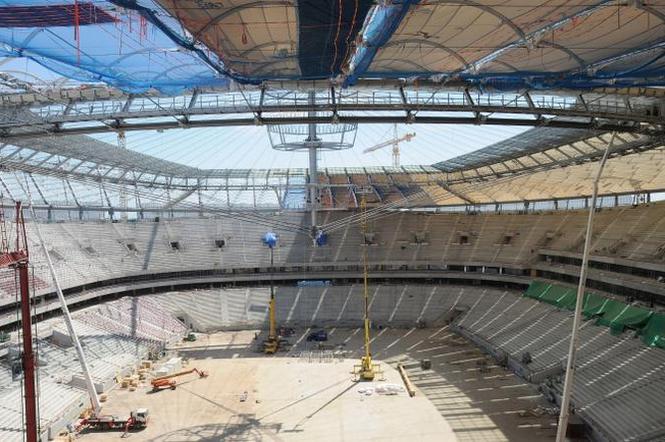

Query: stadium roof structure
left=434, top=127, right=599, bottom=172
left=0, top=1, right=663, bottom=216
left=1, top=1, right=663, bottom=90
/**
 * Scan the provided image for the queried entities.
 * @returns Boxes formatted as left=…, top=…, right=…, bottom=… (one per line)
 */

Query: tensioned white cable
left=1, top=164, right=289, bottom=230
left=13, top=164, right=310, bottom=234
left=14, top=171, right=102, bottom=414
left=318, top=141, right=623, bottom=234
left=321, top=189, right=432, bottom=233
left=4, top=126, right=629, bottom=237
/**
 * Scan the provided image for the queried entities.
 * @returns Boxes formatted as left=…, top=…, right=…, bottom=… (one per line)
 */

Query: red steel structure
left=0, top=202, right=36, bottom=442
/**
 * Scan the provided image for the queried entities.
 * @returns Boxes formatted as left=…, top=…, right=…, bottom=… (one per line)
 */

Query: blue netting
left=2, top=1, right=663, bottom=92
left=0, top=0, right=230, bottom=94
left=121, top=0, right=374, bottom=82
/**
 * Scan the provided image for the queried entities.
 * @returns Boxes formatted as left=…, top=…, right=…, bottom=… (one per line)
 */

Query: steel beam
left=18, top=260, right=37, bottom=442
left=442, top=137, right=662, bottom=184
left=2, top=90, right=660, bottom=133
left=0, top=115, right=653, bottom=140
left=28, top=174, right=48, bottom=205
left=438, top=181, right=476, bottom=205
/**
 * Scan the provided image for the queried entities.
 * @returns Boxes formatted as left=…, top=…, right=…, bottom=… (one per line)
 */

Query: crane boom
left=150, top=367, right=209, bottom=391
left=362, top=132, right=415, bottom=153
left=152, top=367, right=208, bottom=382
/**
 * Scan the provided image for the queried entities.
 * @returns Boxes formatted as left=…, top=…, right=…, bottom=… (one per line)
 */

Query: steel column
left=307, top=91, right=319, bottom=230
left=18, top=260, right=37, bottom=442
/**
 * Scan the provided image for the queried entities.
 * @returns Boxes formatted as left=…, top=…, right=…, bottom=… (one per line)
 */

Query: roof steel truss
left=0, top=88, right=662, bottom=139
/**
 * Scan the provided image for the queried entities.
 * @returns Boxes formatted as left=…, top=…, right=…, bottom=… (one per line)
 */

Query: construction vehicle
left=150, top=367, right=208, bottom=392
left=306, top=330, right=328, bottom=342
left=263, top=336, right=279, bottom=354
left=77, top=408, right=149, bottom=436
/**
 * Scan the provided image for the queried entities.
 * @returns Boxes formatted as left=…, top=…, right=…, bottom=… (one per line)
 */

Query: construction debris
left=357, top=384, right=405, bottom=396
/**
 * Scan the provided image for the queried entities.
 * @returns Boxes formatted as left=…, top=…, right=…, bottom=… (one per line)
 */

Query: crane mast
left=0, top=203, right=36, bottom=442
left=391, top=124, right=399, bottom=168
left=362, top=124, right=415, bottom=168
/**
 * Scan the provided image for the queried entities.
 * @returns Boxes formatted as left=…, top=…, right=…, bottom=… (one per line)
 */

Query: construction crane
left=150, top=367, right=209, bottom=391
left=0, top=202, right=35, bottom=442
left=362, top=124, right=415, bottom=168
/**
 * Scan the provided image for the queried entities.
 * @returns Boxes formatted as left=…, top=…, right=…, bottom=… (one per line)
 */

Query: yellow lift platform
left=353, top=192, right=383, bottom=381
left=263, top=232, right=280, bottom=354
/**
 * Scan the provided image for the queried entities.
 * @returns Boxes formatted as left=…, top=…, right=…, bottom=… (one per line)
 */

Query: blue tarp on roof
left=0, top=0, right=230, bottom=93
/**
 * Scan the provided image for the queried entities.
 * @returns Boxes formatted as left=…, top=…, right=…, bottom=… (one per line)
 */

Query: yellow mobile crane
left=354, top=192, right=382, bottom=381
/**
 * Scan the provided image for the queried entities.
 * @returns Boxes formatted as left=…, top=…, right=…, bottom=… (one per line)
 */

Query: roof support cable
left=577, top=93, right=598, bottom=127
left=463, top=88, right=481, bottom=122
left=399, top=85, right=413, bottom=122
left=41, top=170, right=309, bottom=233
left=330, top=86, right=339, bottom=122
left=321, top=188, right=431, bottom=233
left=0, top=176, right=15, bottom=201
left=257, top=85, right=266, bottom=119
left=27, top=174, right=48, bottom=205
left=65, top=179, right=80, bottom=207
left=524, top=91, right=542, bottom=121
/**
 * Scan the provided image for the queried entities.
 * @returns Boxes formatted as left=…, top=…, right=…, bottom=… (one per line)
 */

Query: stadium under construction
left=0, top=1, right=664, bottom=441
